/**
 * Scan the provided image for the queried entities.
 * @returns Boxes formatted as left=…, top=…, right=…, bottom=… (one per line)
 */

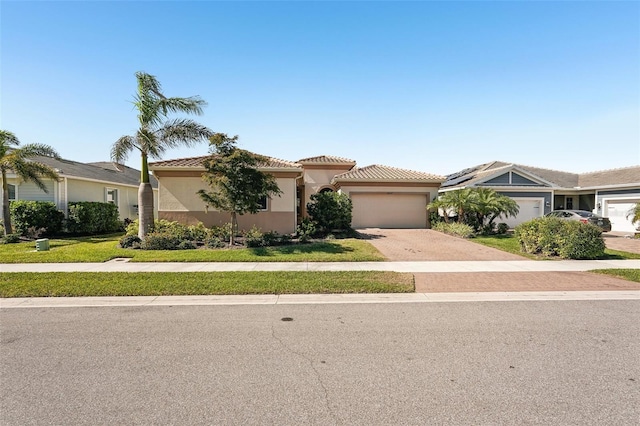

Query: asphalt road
left=1, top=301, right=639, bottom=425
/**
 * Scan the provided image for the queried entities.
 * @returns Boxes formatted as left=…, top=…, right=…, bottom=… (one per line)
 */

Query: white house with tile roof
left=1, top=156, right=158, bottom=221
left=441, top=161, right=640, bottom=232
left=149, top=154, right=446, bottom=233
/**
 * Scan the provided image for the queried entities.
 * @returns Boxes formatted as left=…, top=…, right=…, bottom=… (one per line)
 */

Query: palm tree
left=0, top=130, right=60, bottom=235
left=428, top=188, right=474, bottom=223
left=472, top=187, right=519, bottom=230
left=111, top=72, right=213, bottom=238
left=627, top=203, right=640, bottom=230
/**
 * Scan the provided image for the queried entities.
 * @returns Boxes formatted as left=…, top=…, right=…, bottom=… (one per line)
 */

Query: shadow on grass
left=250, top=242, right=354, bottom=257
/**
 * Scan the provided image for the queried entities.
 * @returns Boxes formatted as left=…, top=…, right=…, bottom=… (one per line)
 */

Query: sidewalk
left=1, top=259, right=639, bottom=273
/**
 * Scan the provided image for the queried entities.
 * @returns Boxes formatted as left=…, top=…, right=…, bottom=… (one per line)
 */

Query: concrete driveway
left=358, top=228, right=524, bottom=261
left=603, top=232, right=640, bottom=254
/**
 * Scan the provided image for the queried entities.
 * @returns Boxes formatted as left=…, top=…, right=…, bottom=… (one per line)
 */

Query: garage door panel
left=502, top=199, right=543, bottom=228
left=352, top=194, right=427, bottom=228
left=605, top=200, right=639, bottom=233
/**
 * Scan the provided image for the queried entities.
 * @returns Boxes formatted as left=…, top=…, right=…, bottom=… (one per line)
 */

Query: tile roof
left=333, top=164, right=446, bottom=182
left=442, top=161, right=639, bottom=189
left=149, top=155, right=302, bottom=170
left=29, top=156, right=157, bottom=188
left=578, top=166, right=640, bottom=187
left=297, top=155, right=356, bottom=165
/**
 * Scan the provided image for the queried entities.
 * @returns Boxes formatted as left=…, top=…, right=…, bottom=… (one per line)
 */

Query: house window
left=7, top=183, right=16, bottom=200
left=106, top=188, right=118, bottom=205
left=258, top=196, right=268, bottom=211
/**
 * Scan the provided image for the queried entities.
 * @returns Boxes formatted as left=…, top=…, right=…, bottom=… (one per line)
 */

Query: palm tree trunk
left=2, top=171, right=13, bottom=235
left=138, top=183, right=154, bottom=239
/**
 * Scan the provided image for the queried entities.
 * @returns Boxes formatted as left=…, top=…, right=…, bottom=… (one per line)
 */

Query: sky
left=1, top=1, right=639, bottom=177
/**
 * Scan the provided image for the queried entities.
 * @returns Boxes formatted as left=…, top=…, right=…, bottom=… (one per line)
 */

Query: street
left=2, top=301, right=639, bottom=425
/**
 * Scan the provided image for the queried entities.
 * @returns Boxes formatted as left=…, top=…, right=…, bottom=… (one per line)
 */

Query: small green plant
left=206, top=236, right=225, bottom=249
left=496, top=223, right=509, bottom=235
left=244, top=226, right=265, bottom=247
left=432, top=222, right=474, bottom=238
left=297, top=217, right=317, bottom=243
left=2, top=233, right=21, bottom=244
left=119, top=235, right=142, bottom=249
left=140, top=233, right=184, bottom=250
left=177, top=240, right=197, bottom=250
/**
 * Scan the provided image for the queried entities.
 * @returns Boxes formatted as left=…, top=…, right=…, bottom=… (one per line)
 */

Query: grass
left=0, top=271, right=414, bottom=297
left=592, top=269, right=640, bottom=283
left=0, top=235, right=385, bottom=263
left=471, top=234, right=640, bottom=260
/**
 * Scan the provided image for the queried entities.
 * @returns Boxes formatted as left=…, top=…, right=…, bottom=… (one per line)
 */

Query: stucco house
left=440, top=161, right=640, bottom=232
left=149, top=154, right=445, bottom=234
left=1, top=156, right=158, bottom=221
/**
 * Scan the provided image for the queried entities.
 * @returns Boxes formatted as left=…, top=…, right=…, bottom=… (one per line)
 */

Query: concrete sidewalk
left=1, top=259, right=639, bottom=273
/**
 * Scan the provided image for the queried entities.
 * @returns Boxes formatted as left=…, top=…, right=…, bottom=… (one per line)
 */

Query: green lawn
left=0, top=235, right=385, bottom=263
left=592, top=269, right=640, bottom=283
left=0, top=271, right=413, bottom=297
left=471, top=234, right=640, bottom=260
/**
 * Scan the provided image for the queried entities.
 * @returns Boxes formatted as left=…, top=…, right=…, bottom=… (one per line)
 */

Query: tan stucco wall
left=302, top=167, right=353, bottom=210
left=159, top=211, right=296, bottom=234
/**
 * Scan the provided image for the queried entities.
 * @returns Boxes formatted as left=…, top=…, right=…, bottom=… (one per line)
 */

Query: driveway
left=604, top=232, right=640, bottom=254
left=358, top=228, right=524, bottom=261
left=358, top=228, right=638, bottom=293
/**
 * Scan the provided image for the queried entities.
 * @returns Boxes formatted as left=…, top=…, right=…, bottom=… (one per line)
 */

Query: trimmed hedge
left=67, top=202, right=122, bottom=235
left=9, top=201, right=64, bottom=236
left=515, top=217, right=605, bottom=259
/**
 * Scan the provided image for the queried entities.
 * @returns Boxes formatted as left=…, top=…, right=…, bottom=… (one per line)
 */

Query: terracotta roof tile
left=149, top=155, right=302, bottom=170
left=333, top=164, right=446, bottom=182
left=297, top=155, right=356, bottom=164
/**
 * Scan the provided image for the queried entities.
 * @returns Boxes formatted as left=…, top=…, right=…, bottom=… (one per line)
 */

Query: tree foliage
left=306, top=192, right=353, bottom=234
left=197, top=133, right=282, bottom=245
left=0, top=130, right=60, bottom=235
left=428, top=187, right=519, bottom=233
left=111, top=72, right=213, bottom=239
left=627, top=203, right=640, bottom=230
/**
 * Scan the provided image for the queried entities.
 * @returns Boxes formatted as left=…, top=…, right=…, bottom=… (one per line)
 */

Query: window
left=258, top=196, right=268, bottom=211
left=8, top=184, right=16, bottom=200
left=106, top=188, right=118, bottom=205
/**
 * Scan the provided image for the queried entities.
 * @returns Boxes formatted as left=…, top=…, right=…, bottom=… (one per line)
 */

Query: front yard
left=0, top=234, right=385, bottom=263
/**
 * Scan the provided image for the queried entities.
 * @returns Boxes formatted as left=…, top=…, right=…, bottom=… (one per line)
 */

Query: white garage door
left=501, top=198, right=543, bottom=228
left=351, top=193, right=428, bottom=228
left=605, top=200, right=639, bottom=233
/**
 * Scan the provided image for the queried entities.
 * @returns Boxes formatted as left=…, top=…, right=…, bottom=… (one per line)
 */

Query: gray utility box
left=35, top=239, right=50, bottom=251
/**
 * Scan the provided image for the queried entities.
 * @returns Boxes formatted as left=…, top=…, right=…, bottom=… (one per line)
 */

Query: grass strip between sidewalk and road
left=0, top=271, right=414, bottom=297
left=0, top=235, right=385, bottom=263
left=592, top=269, right=640, bottom=283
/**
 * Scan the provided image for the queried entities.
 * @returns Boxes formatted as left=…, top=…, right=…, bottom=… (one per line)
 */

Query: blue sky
left=1, top=1, right=639, bottom=177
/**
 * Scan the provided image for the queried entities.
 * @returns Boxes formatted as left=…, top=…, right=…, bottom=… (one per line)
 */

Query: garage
left=501, top=198, right=543, bottom=228
left=351, top=193, right=428, bottom=228
left=605, top=200, right=639, bottom=233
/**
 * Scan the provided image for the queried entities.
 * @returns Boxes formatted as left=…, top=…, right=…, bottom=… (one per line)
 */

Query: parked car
left=545, top=210, right=612, bottom=232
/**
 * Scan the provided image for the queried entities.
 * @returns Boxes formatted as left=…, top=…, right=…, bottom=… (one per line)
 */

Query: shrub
left=119, top=234, right=142, bottom=249
left=10, top=201, right=64, bottom=236
left=496, top=223, right=509, bottom=235
left=2, top=233, right=21, bottom=244
left=296, top=217, right=317, bottom=243
left=432, top=222, right=474, bottom=238
left=177, top=240, right=196, bottom=250
left=140, top=233, right=184, bottom=250
left=515, top=217, right=605, bottom=259
left=206, top=236, right=225, bottom=249
left=307, top=192, right=353, bottom=234
left=244, top=226, right=265, bottom=247
left=210, top=223, right=233, bottom=242
left=67, top=202, right=122, bottom=235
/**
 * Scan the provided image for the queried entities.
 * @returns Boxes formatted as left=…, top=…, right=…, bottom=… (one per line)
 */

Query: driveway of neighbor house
left=603, top=232, right=640, bottom=255
left=358, top=228, right=640, bottom=293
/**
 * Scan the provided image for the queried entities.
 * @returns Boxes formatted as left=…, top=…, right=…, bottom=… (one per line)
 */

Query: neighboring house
left=149, top=154, right=445, bottom=234
left=441, top=161, right=640, bottom=232
left=0, top=156, right=158, bottom=221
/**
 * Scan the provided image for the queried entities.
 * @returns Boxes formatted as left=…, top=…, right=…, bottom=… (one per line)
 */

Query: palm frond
left=159, top=96, right=207, bottom=116
left=11, top=160, right=59, bottom=193
left=0, top=130, right=20, bottom=149
left=111, top=135, right=138, bottom=164
left=16, top=143, right=60, bottom=159
left=157, top=119, right=214, bottom=149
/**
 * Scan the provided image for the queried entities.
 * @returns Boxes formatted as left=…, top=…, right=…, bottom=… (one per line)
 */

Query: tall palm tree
left=0, top=130, right=60, bottom=235
left=111, top=72, right=213, bottom=238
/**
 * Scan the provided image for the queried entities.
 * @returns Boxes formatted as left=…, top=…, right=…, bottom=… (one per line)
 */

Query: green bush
left=210, top=223, right=233, bottom=242
left=2, top=233, right=21, bottom=244
left=496, top=223, right=509, bottom=235
left=9, top=201, right=64, bottom=236
left=177, top=240, right=197, bottom=250
left=126, top=219, right=213, bottom=242
left=140, top=233, right=184, bottom=250
left=119, top=234, right=142, bottom=249
left=432, top=222, right=474, bottom=238
left=244, top=226, right=265, bottom=247
left=515, top=217, right=605, bottom=259
left=206, top=236, right=225, bottom=249
left=307, top=192, right=353, bottom=235
left=67, top=202, right=122, bottom=235
left=296, top=217, right=317, bottom=243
